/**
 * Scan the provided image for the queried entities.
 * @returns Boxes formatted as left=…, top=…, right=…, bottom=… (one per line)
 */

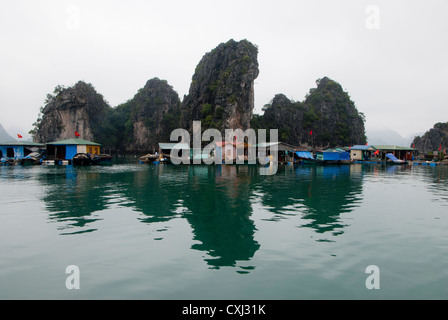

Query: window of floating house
left=56, top=146, right=66, bottom=160
left=87, top=146, right=98, bottom=154
left=7, top=148, right=14, bottom=158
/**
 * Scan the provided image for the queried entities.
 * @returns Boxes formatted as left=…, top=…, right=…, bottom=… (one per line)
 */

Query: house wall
left=224, top=145, right=236, bottom=161
left=74, top=145, right=100, bottom=155
left=87, top=145, right=100, bottom=154
left=65, top=145, right=78, bottom=159
left=350, top=150, right=363, bottom=160
left=15, top=146, right=24, bottom=159
left=77, top=145, right=87, bottom=153
left=0, top=146, right=23, bottom=159
left=0, top=146, right=7, bottom=158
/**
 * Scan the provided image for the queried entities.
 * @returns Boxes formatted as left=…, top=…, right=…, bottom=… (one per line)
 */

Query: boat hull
left=72, top=153, right=93, bottom=166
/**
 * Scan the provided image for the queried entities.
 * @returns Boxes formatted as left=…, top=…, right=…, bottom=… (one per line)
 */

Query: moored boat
left=19, top=152, right=43, bottom=165
left=92, top=154, right=112, bottom=165
left=139, top=153, right=160, bottom=164
left=72, top=153, right=93, bottom=166
left=385, top=153, right=407, bottom=165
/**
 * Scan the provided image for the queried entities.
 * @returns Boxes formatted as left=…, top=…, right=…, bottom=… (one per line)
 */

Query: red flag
left=439, top=144, right=442, bottom=151
left=309, top=130, right=312, bottom=136
left=17, top=134, right=23, bottom=139
left=75, top=131, right=80, bottom=137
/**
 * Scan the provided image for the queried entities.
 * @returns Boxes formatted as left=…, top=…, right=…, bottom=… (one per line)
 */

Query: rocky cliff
left=114, top=78, right=181, bottom=152
left=33, top=81, right=110, bottom=143
left=412, top=122, right=448, bottom=153
left=252, top=77, right=367, bottom=148
left=32, top=78, right=180, bottom=152
left=180, top=39, right=259, bottom=134
left=30, top=41, right=368, bottom=153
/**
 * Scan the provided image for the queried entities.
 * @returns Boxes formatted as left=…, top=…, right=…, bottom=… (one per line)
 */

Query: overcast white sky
left=1, top=0, right=447, bottom=141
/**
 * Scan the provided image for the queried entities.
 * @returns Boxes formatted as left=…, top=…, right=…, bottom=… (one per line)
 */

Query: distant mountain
left=367, top=128, right=422, bottom=147
left=0, top=123, right=15, bottom=143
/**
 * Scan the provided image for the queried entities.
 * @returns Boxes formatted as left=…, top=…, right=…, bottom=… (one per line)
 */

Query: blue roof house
left=0, top=140, right=44, bottom=162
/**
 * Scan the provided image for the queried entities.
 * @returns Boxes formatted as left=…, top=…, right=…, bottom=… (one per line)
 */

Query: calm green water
left=1, top=160, right=447, bottom=299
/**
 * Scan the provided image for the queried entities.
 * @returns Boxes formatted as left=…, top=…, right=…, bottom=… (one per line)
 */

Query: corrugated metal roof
left=46, top=138, right=101, bottom=146
left=373, top=145, right=415, bottom=150
left=0, top=140, right=45, bottom=147
left=350, top=145, right=376, bottom=150
left=255, top=142, right=280, bottom=148
left=255, top=142, right=297, bottom=150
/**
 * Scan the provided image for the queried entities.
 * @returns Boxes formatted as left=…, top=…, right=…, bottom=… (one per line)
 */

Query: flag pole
left=309, top=129, right=313, bottom=151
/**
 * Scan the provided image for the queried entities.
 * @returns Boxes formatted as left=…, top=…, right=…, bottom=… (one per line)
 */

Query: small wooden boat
left=72, top=153, right=93, bottom=166
left=139, top=153, right=160, bottom=164
left=19, top=152, right=43, bottom=165
left=92, top=154, right=112, bottom=165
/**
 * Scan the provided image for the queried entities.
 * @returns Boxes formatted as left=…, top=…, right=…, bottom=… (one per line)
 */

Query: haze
left=1, top=0, right=447, bottom=142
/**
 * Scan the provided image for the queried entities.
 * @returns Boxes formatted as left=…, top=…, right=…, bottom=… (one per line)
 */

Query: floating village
left=1, top=136, right=447, bottom=167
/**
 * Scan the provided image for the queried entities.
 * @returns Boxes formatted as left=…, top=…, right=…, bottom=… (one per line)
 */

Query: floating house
left=349, top=145, right=377, bottom=161
left=215, top=141, right=237, bottom=162
left=334, top=148, right=351, bottom=163
left=45, top=138, right=101, bottom=164
left=372, top=145, right=415, bottom=161
left=294, top=150, right=317, bottom=164
left=0, top=141, right=45, bottom=164
left=158, top=142, right=190, bottom=163
left=313, top=148, right=351, bottom=164
left=315, top=149, right=342, bottom=164
left=213, top=141, right=256, bottom=163
left=340, top=151, right=351, bottom=162
left=256, top=142, right=298, bottom=164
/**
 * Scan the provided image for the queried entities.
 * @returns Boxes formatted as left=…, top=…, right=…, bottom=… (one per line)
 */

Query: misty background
left=1, top=0, right=447, bottom=145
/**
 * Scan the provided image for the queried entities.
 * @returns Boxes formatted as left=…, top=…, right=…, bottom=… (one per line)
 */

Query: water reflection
left=34, top=162, right=367, bottom=270
left=39, top=166, right=107, bottom=234
left=256, top=164, right=363, bottom=238
left=296, top=165, right=363, bottom=237
left=182, top=165, right=260, bottom=270
left=121, top=165, right=188, bottom=223
left=418, top=165, right=448, bottom=207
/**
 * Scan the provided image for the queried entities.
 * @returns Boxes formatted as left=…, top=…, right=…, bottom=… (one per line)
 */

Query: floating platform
left=411, top=161, right=447, bottom=166
left=42, top=160, right=71, bottom=165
